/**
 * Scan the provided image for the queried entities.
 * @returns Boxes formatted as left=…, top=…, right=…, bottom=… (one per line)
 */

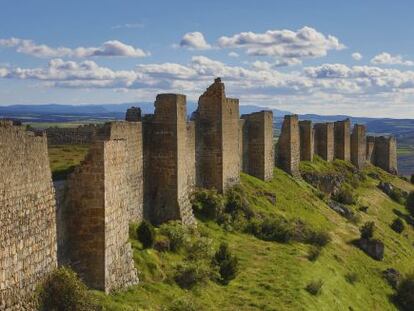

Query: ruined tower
left=0, top=121, right=57, bottom=308
left=194, top=78, right=240, bottom=192
left=366, top=136, right=376, bottom=164
left=351, top=124, right=367, bottom=169
left=125, top=106, right=142, bottom=122
left=277, top=115, right=300, bottom=176
left=299, top=120, right=314, bottom=161
left=143, top=94, right=196, bottom=225
left=241, top=110, right=274, bottom=181
left=314, top=122, right=334, bottom=161
left=373, top=136, right=398, bottom=174
left=334, top=119, right=351, bottom=161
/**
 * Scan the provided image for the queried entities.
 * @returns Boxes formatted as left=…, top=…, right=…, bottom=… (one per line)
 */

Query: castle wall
left=143, top=94, right=195, bottom=225
left=195, top=78, right=240, bottom=192
left=366, top=136, right=376, bottom=164
left=351, top=124, right=367, bottom=169
left=0, top=121, right=57, bottom=309
left=65, top=140, right=138, bottom=293
left=373, top=136, right=398, bottom=174
left=46, top=124, right=101, bottom=145
left=314, top=123, right=334, bottom=161
left=277, top=115, right=300, bottom=176
left=334, top=119, right=351, bottom=161
left=299, top=120, right=314, bottom=161
left=241, top=111, right=274, bottom=181
left=125, top=106, right=142, bottom=122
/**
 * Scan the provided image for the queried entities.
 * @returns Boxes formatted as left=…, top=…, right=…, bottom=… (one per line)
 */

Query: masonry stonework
left=366, top=136, right=376, bottom=164
left=65, top=140, right=138, bottom=293
left=125, top=106, right=142, bottom=122
left=241, top=111, right=274, bottom=181
left=143, top=94, right=196, bottom=225
left=46, top=124, right=101, bottom=145
left=314, top=123, right=334, bottom=161
left=299, top=120, right=314, bottom=161
left=0, top=121, right=57, bottom=309
left=194, top=78, right=240, bottom=192
left=351, top=124, right=367, bottom=169
left=277, top=115, right=300, bottom=176
left=373, top=136, right=398, bottom=174
left=334, top=119, right=351, bottom=161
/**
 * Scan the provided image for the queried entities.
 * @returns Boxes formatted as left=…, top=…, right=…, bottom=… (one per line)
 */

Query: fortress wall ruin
left=65, top=140, right=138, bottom=293
left=373, top=136, right=398, bottom=174
left=299, top=120, right=314, bottom=161
left=143, top=94, right=196, bottom=225
left=125, top=106, right=142, bottom=122
left=314, top=123, right=334, bottom=161
left=277, top=115, right=300, bottom=176
left=46, top=124, right=101, bottom=145
left=195, top=78, right=240, bottom=192
left=334, top=119, right=351, bottom=161
left=0, top=121, right=57, bottom=309
left=351, top=124, right=367, bottom=169
left=241, top=111, right=274, bottom=181
left=366, top=136, right=376, bottom=164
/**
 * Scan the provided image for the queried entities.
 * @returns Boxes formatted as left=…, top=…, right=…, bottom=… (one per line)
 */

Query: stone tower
left=334, top=119, right=351, bottom=161
left=351, top=124, right=367, bottom=169
left=143, top=94, right=196, bottom=225
left=299, top=120, right=314, bottom=161
left=277, top=115, right=300, bottom=176
left=366, top=136, right=376, bottom=164
left=194, top=78, right=241, bottom=192
left=125, top=106, right=142, bottom=122
left=241, top=110, right=274, bottom=181
left=373, top=136, right=398, bottom=174
left=314, top=123, right=334, bottom=161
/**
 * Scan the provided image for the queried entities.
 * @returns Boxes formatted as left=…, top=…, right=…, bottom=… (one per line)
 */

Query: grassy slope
left=48, top=144, right=89, bottom=180
left=92, top=159, right=414, bottom=311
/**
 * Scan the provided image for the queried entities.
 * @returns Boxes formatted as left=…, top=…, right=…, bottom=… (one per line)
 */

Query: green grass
left=90, top=161, right=414, bottom=311
left=48, top=144, right=89, bottom=180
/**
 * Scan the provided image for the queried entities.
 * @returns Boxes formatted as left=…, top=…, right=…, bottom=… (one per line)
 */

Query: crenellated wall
left=334, top=119, right=351, bottom=161
left=277, top=115, right=300, bottom=176
left=299, top=120, right=314, bottom=161
left=314, top=122, right=334, bottom=161
left=0, top=121, right=58, bottom=309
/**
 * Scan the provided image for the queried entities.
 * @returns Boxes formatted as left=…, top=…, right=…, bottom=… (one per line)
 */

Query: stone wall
left=0, top=121, right=57, bottom=309
left=334, top=119, right=351, bottom=161
left=373, top=136, right=398, bottom=174
left=351, top=124, right=367, bottom=169
left=314, top=123, right=334, bottom=161
left=194, top=78, right=240, bottom=192
left=366, top=136, right=376, bottom=164
left=143, top=94, right=196, bottom=225
left=299, top=120, right=314, bottom=161
left=65, top=140, right=138, bottom=293
left=241, top=111, right=274, bottom=181
left=277, top=115, right=300, bottom=176
left=46, top=124, right=101, bottom=145
left=125, top=106, right=142, bottom=122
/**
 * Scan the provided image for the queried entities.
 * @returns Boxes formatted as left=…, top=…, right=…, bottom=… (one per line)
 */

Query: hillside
left=80, top=158, right=414, bottom=311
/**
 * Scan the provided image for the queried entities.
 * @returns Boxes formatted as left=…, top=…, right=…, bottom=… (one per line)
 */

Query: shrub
left=360, top=221, right=375, bottom=240
left=137, top=220, right=155, bottom=249
left=395, top=274, right=414, bottom=310
left=154, top=235, right=171, bottom=252
left=37, top=267, right=97, bottom=311
left=406, top=192, right=414, bottom=217
left=212, top=243, right=239, bottom=285
left=307, top=246, right=322, bottom=262
left=411, top=174, right=414, bottom=185
left=345, top=272, right=359, bottom=284
left=185, top=236, right=214, bottom=262
left=391, top=218, right=405, bottom=234
left=304, top=230, right=331, bottom=247
left=159, top=221, right=188, bottom=252
left=305, top=280, right=324, bottom=296
left=165, top=295, right=205, bottom=311
left=332, top=187, right=356, bottom=205
left=390, top=188, right=406, bottom=205
left=246, top=217, right=293, bottom=243
left=191, top=189, right=225, bottom=220
left=225, top=187, right=254, bottom=219
left=174, top=261, right=210, bottom=289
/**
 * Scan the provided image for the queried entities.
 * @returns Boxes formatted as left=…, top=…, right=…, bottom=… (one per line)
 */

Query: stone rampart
left=46, top=124, right=101, bottom=145
left=351, top=124, right=367, bottom=169
left=277, top=115, right=300, bottom=176
left=334, top=119, right=351, bottom=161
left=373, top=136, right=398, bottom=174
left=314, top=123, right=334, bottom=161
left=299, top=120, right=314, bottom=161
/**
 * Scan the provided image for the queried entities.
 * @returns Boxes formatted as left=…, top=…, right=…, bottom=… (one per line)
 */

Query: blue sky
left=1, top=0, right=414, bottom=118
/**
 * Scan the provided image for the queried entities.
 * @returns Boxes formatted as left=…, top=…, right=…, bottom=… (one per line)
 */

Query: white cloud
left=179, top=32, right=211, bottom=50
left=371, top=52, right=414, bottom=66
left=352, top=52, right=362, bottom=61
left=0, top=38, right=149, bottom=58
left=111, top=23, right=144, bottom=30
left=228, top=51, right=239, bottom=57
left=217, top=26, right=345, bottom=62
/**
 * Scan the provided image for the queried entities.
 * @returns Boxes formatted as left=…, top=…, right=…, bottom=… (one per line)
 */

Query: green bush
left=36, top=267, right=97, bottom=311
left=191, top=189, right=225, bottom=220
left=305, top=279, right=324, bottom=296
left=395, top=274, right=414, bottom=311
left=159, top=221, right=189, bottom=252
left=332, top=187, right=356, bottom=205
left=360, top=221, right=375, bottom=240
left=391, top=218, right=405, bottom=234
left=411, top=174, right=414, bottom=185
left=246, top=217, right=293, bottom=243
left=307, top=246, right=322, bottom=262
left=185, top=236, right=214, bottom=262
left=304, top=230, right=331, bottom=247
left=225, top=186, right=254, bottom=219
left=137, top=220, right=155, bottom=249
left=174, top=261, right=211, bottom=289
left=345, top=272, right=359, bottom=285
left=390, top=188, right=406, bottom=205
left=212, top=243, right=239, bottom=285
left=406, top=192, right=414, bottom=217
left=165, top=295, right=205, bottom=311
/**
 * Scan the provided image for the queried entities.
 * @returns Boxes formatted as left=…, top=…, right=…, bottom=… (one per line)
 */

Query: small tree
left=360, top=221, right=375, bottom=240
left=391, top=218, right=405, bottom=234
left=406, top=192, right=414, bottom=217
left=137, top=220, right=155, bottom=249
left=395, top=274, right=414, bottom=310
left=410, top=174, right=414, bottom=185
left=213, top=242, right=239, bottom=285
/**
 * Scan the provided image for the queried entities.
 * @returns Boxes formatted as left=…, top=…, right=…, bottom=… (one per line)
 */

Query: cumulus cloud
left=179, top=32, right=211, bottom=50
left=228, top=51, right=239, bottom=57
left=371, top=52, right=414, bottom=66
left=0, top=38, right=149, bottom=58
left=217, top=26, right=345, bottom=63
left=352, top=52, right=362, bottom=61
